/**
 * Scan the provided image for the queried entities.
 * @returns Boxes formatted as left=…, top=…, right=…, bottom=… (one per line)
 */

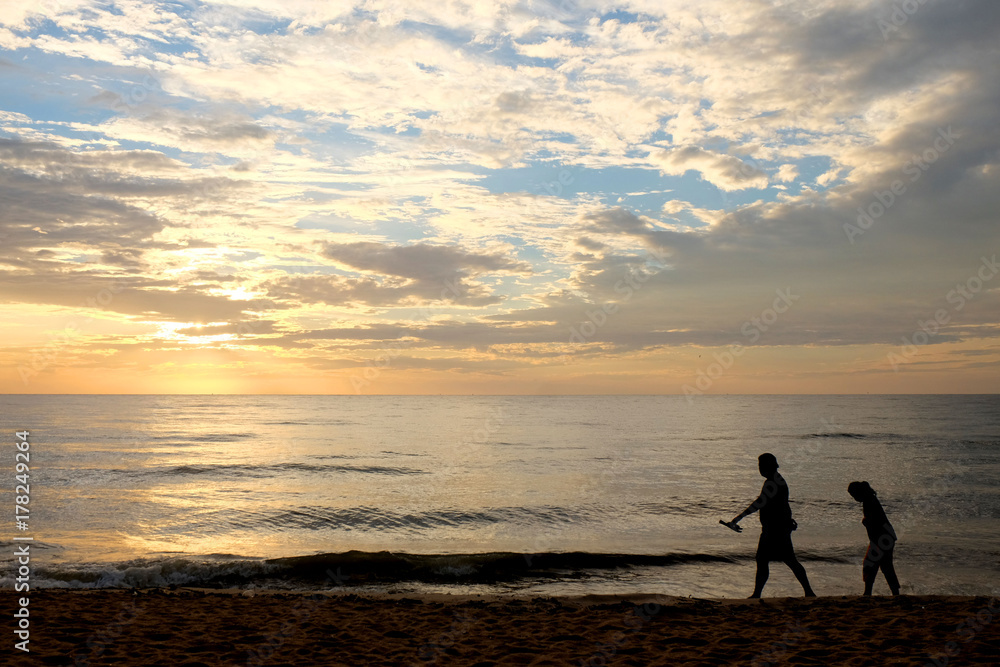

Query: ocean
left=2, top=395, right=998, bottom=599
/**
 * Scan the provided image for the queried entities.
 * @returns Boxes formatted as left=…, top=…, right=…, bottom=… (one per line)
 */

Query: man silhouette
left=730, top=453, right=816, bottom=598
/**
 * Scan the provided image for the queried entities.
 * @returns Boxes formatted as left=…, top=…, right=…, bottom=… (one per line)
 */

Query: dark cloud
left=100, top=249, right=145, bottom=269
left=0, top=136, right=277, bottom=324
left=321, top=241, right=531, bottom=282
left=109, top=107, right=275, bottom=149
left=582, top=208, right=705, bottom=256
left=583, top=208, right=650, bottom=236
left=179, top=120, right=272, bottom=144
left=0, top=271, right=284, bottom=323
left=574, top=237, right=606, bottom=251
left=0, top=138, right=181, bottom=172
left=86, top=90, right=123, bottom=106
left=299, top=354, right=521, bottom=374
left=261, top=242, right=533, bottom=307
left=496, top=90, right=535, bottom=114
left=794, top=0, right=1000, bottom=97
left=0, top=139, right=252, bottom=288
left=0, top=162, right=166, bottom=265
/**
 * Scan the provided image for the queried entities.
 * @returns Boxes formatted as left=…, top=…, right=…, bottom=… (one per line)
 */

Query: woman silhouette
left=847, top=481, right=901, bottom=596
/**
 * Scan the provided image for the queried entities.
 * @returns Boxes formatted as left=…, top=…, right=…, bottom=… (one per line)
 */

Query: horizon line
left=3, top=392, right=998, bottom=397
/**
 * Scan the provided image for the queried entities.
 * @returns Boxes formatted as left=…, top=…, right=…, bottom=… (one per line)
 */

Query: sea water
left=1, top=394, right=997, bottom=598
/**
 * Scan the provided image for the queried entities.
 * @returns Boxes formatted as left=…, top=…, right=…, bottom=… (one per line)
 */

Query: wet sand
left=3, top=590, right=999, bottom=665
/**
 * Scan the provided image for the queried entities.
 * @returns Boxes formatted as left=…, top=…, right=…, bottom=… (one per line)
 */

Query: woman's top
left=861, top=496, right=897, bottom=547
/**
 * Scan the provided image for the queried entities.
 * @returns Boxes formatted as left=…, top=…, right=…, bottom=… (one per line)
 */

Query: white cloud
left=646, top=146, right=768, bottom=191
left=776, top=163, right=799, bottom=182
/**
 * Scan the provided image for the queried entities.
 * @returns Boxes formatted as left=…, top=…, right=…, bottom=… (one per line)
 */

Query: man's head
left=758, top=452, right=779, bottom=477
left=848, top=481, right=874, bottom=502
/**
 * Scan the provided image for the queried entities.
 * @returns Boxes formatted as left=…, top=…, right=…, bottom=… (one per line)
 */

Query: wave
left=169, top=504, right=602, bottom=533
left=262, top=420, right=358, bottom=425
left=12, top=557, right=281, bottom=590
left=159, top=463, right=427, bottom=477
left=188, top=433, right=257, bottom=442
left=51, top=462, right=429, bottom=481
left=5, top=550, right=854, bottom=591
left=800, top=431, right=922, bottom=441
left=268, top=551, right=743, bottom=584
left=959, top=439, right=1000, bottom=447
left=271, top=505, right=592, bottom=531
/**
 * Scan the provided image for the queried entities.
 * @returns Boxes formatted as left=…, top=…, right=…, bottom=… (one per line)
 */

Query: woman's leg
left=880, top=548, right=901, bottom=595
left=862, top=544, right=878, bottom=596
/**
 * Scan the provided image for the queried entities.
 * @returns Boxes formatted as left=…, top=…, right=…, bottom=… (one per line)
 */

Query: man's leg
left=784, top=556, right=816, bottom=597
left=751, top=557, right=769, bottom=598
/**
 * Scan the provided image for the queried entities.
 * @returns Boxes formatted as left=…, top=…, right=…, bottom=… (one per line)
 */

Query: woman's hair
left=848, top=481, right=876, bottom=500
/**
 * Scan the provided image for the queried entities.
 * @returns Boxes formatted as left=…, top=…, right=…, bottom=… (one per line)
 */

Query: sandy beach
left=4, top=590, right=998, bottom=666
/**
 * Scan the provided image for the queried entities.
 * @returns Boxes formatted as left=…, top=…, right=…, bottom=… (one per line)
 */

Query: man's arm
left=731, top=493, right=764, bottom=525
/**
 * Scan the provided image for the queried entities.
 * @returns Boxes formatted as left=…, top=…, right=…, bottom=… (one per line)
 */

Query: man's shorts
left=757, top=528, right=795, bottom=562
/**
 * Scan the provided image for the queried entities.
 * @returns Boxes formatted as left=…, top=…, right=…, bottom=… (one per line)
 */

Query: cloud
left=174, top=321, right=280, bottom=336
left=2, top=0, right=1000, bottom=391
left=98, top=107, right=277, bottom=155
left=0, top=138, right=255, bottom=272
left=321, top=241, right=531, bottom=281
left=646, top=146, right=769, bottom=191
left=574, top=237, right=607, bottom=252
left=776, top=164, right=799, bottom=182
left=0, top=271, right=281, bottom=323
left=260, top=241, right=533, bottom=307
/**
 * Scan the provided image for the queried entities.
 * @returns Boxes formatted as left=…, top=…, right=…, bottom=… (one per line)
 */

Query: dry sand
left=3, top=590, right=999, bottom=666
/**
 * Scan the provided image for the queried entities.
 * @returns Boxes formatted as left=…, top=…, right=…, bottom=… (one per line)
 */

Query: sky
left=1, top=0, right=999, bottom=395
